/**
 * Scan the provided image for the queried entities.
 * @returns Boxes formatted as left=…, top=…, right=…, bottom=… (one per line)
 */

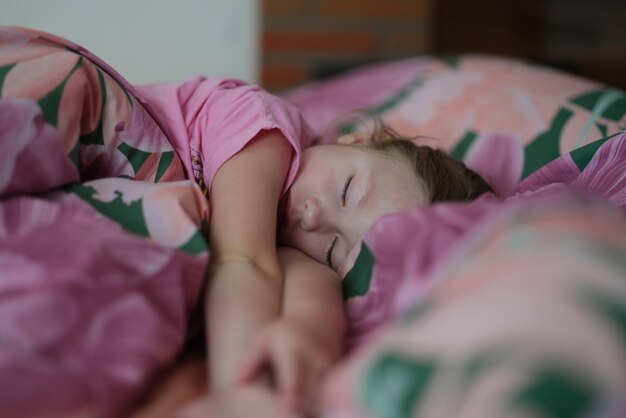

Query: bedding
left=324, top=190, right=626, bottom=418
left=1, top=26, right=625, bottom=418
left=0, top=27, right=209, bottom=417
left=283, top=56, right=626, bottom=417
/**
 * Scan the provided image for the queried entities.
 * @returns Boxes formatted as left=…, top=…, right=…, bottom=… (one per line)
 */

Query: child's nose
left=300, top=197, right=321, bottom=231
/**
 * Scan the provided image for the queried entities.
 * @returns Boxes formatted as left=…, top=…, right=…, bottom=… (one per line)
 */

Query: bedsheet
left=0, top=27, right=209, bottom=417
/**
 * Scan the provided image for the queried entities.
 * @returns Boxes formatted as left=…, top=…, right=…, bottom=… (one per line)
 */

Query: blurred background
left=1, top=0, right=260, bottom=84
left=262, top=0, right=626, bottom=92
left=2, top=0, right=625, bottom=91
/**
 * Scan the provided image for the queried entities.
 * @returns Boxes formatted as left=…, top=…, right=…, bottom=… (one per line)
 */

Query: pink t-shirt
left=135, top=76, right=315, bottom=194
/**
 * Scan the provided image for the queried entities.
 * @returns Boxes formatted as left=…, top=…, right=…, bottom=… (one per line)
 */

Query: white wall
left=1, top=0, right=260, bottom=85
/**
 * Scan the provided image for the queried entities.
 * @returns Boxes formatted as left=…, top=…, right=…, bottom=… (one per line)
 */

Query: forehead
left=305, top=143, right=419, bottom=189
left=303, top=143, right=378, bottom=162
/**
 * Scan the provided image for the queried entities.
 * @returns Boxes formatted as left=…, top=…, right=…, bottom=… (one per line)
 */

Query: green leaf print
left=595, top=122, right=607, bottom=138
left=461, top=346, right=513, bottom=389
left=370, top=77, right=423, bottom=116
left=523, top=108, right=573, bottom=179
left=69, top=183, right=149, bottom=238
left=342, top=242, right=375, bottom=299
left=569, top=88, right=625, bottom=149
left=361, top=353, right=436, bottom=418
left=178, top=230, right=209, bottom=255
left=117, top=142, right=152, bottom=175
left=79, top=68, right=107, bottom=146
left=450, top=130, right=477, bottom=161
left=582, top=290, right=626, bottom=360
left=0, top=63, right=16, bottom=93
left=37, top=57, right=83, bottom=127
left=155, top=151, right=175, bottom=182
left=569, top=133, right=616, bottom=171
left=437, top=54, right=460, bottom=69
left=507, top=367, right=598, bottom=418
left=571, top=88, right=626, bottom=122
left=337, top=76, right=424, bottom=135
left=400, top=299, right=434, bottom=325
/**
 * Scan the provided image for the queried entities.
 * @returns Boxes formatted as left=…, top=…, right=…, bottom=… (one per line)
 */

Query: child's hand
left=206, top=255, right=284, bottom=389
left=236, top=320, right=334, bottom=416
left=175, top=384, right=303, bottom=418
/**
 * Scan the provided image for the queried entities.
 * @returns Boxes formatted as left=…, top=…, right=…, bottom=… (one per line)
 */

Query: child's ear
left=336, top=131, right=370, bottom=145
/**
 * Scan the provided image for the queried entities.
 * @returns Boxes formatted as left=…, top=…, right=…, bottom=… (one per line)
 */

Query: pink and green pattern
left=2, top=25, right=625, bottom=418
left=323, top=192, right=626, bottom=418
left=0, top=26, right=185, bottom=183
left=0, top=27, right=209, bottom=418
left=283, top=55, right=626, bottom=418
left=283, top=55, right=626, bottom=184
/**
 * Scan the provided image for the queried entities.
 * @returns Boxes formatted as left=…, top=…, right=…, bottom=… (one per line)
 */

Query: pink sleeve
left=135, top=76, right=315, bottom=194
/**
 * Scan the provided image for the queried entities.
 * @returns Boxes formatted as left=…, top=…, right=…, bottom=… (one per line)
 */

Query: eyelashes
left=325, top=236, right=337, bottom=267
left=326, top=175, right=353, bottom=268
left=341, top=175, right=353, bottom=206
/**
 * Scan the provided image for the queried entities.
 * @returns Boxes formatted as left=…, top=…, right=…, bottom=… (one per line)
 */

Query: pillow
left=283, top=55, right=626, bottom=183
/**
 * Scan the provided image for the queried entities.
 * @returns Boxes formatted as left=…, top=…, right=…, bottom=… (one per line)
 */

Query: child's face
left=279, top=143, right=428, bottom=272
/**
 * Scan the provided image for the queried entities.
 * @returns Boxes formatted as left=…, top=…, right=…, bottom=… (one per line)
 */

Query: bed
left=1, top=27, right=625, bottom=418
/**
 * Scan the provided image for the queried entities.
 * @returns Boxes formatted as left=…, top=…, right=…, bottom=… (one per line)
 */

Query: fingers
left=236, top=335, right=269, bottom=384
left=237, top=330, right=300, bottom=400
left=301, top=365, right=323, bottom=417
left=236, top=324, right=326, bottom=416
left=238, top=329, right=303, bottom=413
left=271, top=342, right=300, bottom=412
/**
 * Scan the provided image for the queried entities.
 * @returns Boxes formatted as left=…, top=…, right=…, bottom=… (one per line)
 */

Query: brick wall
left=262, top=0, right=626, bottom=92
left=261, top=0, right=434, bottom=92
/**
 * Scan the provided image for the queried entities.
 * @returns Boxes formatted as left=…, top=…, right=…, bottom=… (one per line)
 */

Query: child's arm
left=206, top=128, right=292, bottom=390
left=169, top=248, right=344, bottom=418
left=237, top=247, right=346, bottom=415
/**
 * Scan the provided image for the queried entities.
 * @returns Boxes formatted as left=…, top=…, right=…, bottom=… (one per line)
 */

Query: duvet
left=0, top=27, right=209, bottom=417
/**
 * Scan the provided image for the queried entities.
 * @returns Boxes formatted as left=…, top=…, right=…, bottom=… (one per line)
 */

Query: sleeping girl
left=0, top=26, right=493, bottom=418
left=168, top=128, right=493, bottom=418
left=132, top=76, right=491, bottom=418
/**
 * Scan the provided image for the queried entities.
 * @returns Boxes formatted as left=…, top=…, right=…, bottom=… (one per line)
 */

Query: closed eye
left=325, top=236, right=337, bottom=267
left=341, top=175, right=353, bottom=206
